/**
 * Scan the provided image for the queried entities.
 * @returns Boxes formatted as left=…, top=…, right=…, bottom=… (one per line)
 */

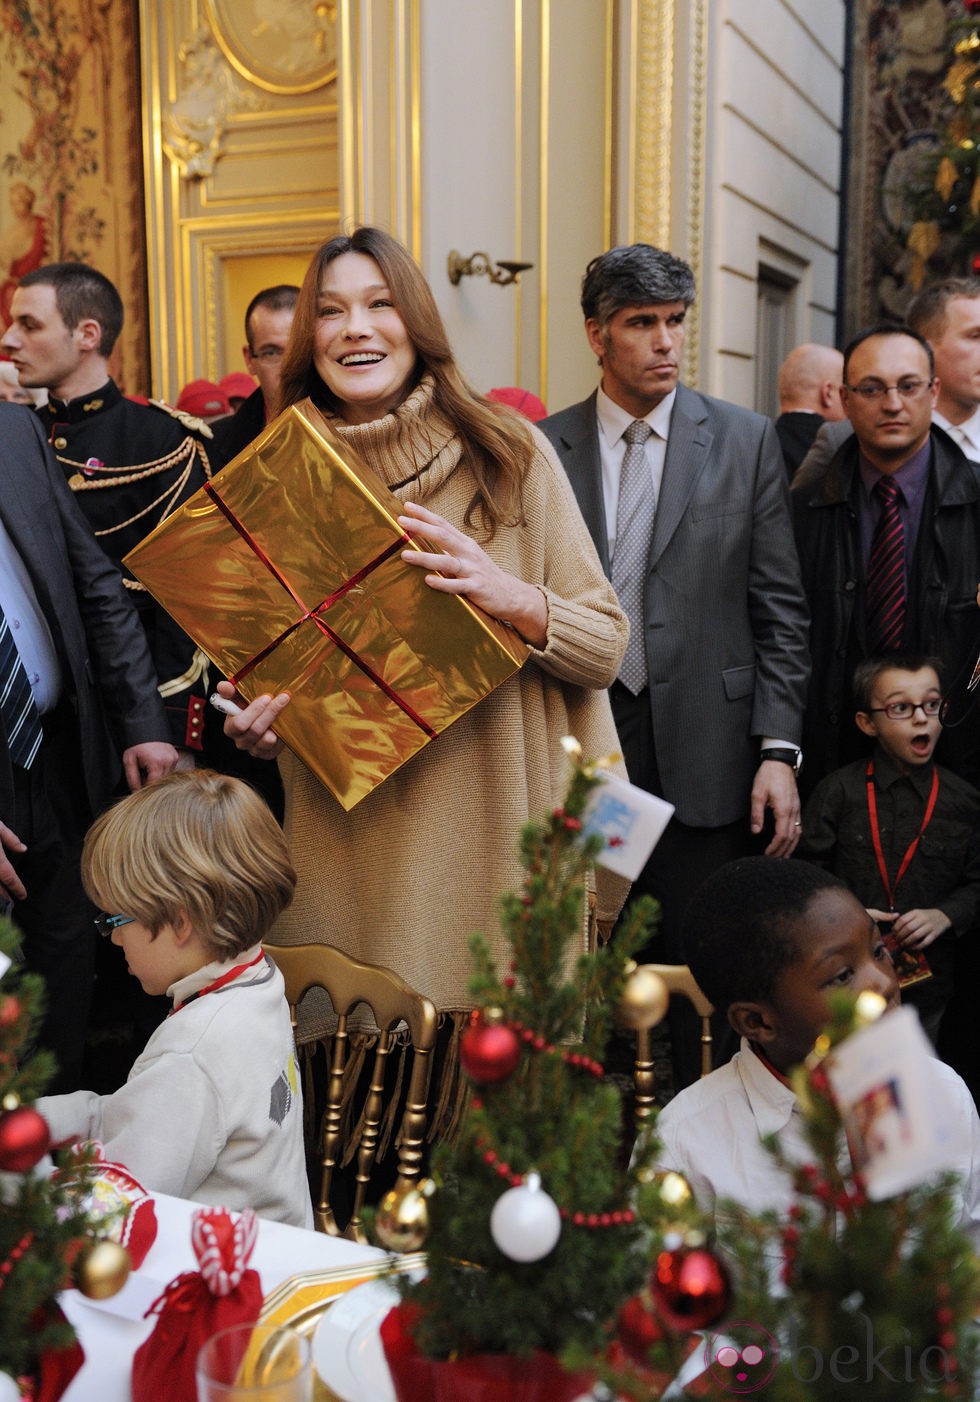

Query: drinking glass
left=196, top=1323, right=313, bottom=1402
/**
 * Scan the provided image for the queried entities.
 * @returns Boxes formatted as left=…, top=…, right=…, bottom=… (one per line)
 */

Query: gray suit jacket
left=0, top=404, right=169, bottom=821
left=540, top=384, right=810, bottom=826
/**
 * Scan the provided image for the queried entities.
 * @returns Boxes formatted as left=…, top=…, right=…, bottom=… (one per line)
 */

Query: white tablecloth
left=61, top=1192, right=385, bottom=1402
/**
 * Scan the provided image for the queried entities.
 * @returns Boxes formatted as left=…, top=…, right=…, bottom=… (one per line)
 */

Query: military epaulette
left=148, top=398, right=214, bottom=440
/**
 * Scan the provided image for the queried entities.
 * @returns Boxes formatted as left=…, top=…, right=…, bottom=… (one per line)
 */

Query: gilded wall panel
left=141, top=0, right=340, bottom=399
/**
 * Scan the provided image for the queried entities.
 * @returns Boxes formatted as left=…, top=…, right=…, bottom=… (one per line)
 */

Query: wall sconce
left=447, top=251, right=534, bottom=287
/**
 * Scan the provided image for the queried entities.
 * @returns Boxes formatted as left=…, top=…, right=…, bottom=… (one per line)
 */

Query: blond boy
left=39, top=771, right=312, bottom=1228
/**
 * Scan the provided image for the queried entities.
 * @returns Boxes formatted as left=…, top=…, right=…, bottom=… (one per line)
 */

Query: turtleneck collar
left=312, top=374, right=462, bottom=499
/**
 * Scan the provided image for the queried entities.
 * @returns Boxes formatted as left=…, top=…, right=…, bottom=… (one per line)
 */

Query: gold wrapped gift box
left=125, top=400, right=527, bottom=809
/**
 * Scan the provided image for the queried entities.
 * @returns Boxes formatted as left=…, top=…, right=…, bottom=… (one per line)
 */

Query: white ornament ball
left=489, top=1171, right=562, bottom=1262
left=0, top=1372, right=20, bottom=1402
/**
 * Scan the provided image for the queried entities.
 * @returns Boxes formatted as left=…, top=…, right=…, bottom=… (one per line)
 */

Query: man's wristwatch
left=760, top=747, right=802, bottom=776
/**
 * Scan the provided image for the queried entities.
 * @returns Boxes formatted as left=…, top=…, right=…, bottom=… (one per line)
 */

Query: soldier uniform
left=40, top=378, right=212, bottom=754
left=39, top=378, right=285, bottom=821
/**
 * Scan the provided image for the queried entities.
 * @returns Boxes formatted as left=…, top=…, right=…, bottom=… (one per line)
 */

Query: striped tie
left=866, top=476, right=906, bottom=653
left=612, top=419, right=656, bottom=694
left=0, top=610, right=42, bottom=769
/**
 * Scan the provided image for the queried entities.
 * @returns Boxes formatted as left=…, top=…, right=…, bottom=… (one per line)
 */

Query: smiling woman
left=219, top=226, right=630, bottom=1144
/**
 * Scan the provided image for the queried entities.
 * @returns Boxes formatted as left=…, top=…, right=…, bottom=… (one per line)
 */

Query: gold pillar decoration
left=338, top=0, right=421, bottom=254
left=630, top=0, right=707, bottom=387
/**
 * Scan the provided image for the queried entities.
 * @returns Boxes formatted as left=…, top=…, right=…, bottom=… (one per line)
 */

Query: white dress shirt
left=933, top=406, right=980, bottom=463
left=650, top=1038, right=980, bottom=1252
left=596, top=386, right=675, bottom=558
left=0, top=516, right=61, bottom=714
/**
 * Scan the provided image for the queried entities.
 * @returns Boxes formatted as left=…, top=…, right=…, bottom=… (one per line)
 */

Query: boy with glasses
left=38, top=770, right=312, bottom=1227
left=799, top=654, right=980, bottom=1045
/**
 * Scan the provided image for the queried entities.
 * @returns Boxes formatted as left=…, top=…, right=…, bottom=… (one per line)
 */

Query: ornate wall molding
left=163, top=26, right=263, bottom=180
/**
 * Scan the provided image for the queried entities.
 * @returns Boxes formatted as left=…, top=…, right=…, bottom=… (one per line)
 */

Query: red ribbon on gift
left=204, top=480, right=438, bottom=739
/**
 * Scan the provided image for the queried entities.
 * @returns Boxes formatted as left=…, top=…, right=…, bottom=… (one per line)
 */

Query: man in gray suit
left=0, top=403, right=176, bottom=1088
left=541, top=245, right=810, bottom=1084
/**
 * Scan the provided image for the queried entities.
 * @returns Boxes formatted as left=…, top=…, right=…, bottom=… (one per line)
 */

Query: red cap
left=220, top=372, right=257, bottom=403
left=176, top=379, right=231, bottom=418
left=487, top=386, right=548, bottom=422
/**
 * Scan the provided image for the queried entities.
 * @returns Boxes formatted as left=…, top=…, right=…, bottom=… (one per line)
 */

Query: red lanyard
left=865, top=760, right=939, bottom=910
left=170, top=949, right=266, bottom=1016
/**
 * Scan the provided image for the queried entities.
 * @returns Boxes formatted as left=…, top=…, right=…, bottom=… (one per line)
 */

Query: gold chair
left=634, top=963, right=714, bottom=1132
left=263, top=942, right=438, bottom=1241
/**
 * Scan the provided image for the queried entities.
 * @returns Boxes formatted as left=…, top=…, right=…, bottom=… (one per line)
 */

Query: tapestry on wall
left=0, top=0, right=149, bottom=393
left=845, top=0, right=978, bottom=333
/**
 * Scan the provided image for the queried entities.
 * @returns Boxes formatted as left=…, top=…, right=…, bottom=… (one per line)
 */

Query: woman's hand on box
left=214, top=679, right=288, bottom=760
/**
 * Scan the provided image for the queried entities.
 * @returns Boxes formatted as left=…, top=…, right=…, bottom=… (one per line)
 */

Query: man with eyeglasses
left=792, top=278, right=980, bottom=491
left=793, top=323, right=980, bottom=793
left=211, top=285, right=299, bottom=466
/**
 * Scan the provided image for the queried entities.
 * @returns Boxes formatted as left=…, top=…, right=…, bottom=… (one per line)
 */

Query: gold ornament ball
left=655, top=1170, right=693, bottom=1210
left=74, top=1239, right=131, bottom=1299
left=374, top=1178, right=434, bottom=1253
left=618, top=967, right=670, bottom=1030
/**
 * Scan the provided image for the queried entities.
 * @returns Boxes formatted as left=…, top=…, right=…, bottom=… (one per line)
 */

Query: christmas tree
left=374, top=747, right=729, bottom=1399
left=0, top=922, right=128, bottom=1396
left=373, top=749, right=980, bottom=1400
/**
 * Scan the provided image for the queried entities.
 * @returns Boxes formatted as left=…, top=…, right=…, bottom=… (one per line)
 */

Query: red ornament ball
left=618, top=1293, right=663, bottom=1365
left=0, top=1105, right=51, bottom=1172
left=965, top=0, right=980, bottom=14
left=0, top=996, right=21, bottom=1029
left=459, top=1020, right=521, bottom=1083
left=651, top=1246, right=731, bottom=1332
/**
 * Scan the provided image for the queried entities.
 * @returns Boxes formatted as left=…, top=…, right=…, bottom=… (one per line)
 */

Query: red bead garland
left=509, top=1020, right=605, bottom=1079
left=472, top=1103, right=634, bottom=1231
left=0, top=1231, right=34, bottom=1292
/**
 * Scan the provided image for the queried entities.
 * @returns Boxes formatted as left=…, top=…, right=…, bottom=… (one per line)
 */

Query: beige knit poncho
left=273, top=376, right=629, bottom=1024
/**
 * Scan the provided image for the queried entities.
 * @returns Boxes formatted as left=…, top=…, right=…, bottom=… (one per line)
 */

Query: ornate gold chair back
left=634, top=963, right=714, bottom=1132
left=264, top=942, right=438, bottom=1242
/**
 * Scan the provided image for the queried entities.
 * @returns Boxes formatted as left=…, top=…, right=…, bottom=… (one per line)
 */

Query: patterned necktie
left=612, top=419, right=655, bottom=694
left=866, top=476, right=906, bottom=653
left=0, top=609, right=42, bottom=770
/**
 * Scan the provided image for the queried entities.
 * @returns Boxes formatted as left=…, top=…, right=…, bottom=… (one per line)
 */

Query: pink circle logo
left=703, top=1323, right=779, bottom=1393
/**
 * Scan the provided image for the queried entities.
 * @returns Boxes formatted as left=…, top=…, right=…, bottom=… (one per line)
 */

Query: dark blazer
left=540, top=385, right=810, bottom=827
left=209, top=387, right=268, bottom=467
left=0, top=405, right=169, bottom=821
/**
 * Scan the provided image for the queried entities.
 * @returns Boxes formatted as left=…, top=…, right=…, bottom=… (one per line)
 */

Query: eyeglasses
left=867, top=698, right=943, bottom=721
left=844, top=378, right=934, bottom=402
left=249, top=346, right=285, bottom=363
left=94, top=912, right=134, bottom=939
